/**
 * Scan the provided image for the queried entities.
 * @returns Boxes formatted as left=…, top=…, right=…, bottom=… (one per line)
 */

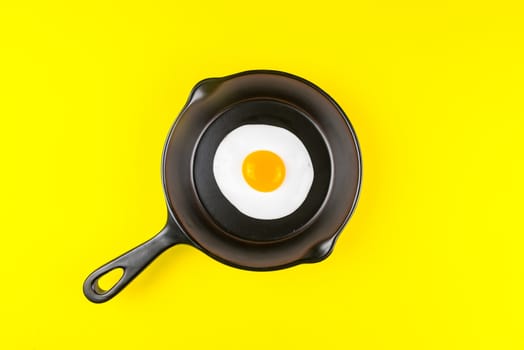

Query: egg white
left=212, top=124, right=314, bottom=220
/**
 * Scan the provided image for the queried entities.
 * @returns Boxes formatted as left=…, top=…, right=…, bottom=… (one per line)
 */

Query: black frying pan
left=83, top=70, right=362, bottom=303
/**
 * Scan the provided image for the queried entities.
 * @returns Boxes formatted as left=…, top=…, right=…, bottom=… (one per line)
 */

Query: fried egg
left=213, top=124, right=314, bottom=220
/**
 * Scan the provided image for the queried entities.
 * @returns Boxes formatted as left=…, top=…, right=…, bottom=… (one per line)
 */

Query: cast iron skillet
left=83, top=70, right=362, bottom=303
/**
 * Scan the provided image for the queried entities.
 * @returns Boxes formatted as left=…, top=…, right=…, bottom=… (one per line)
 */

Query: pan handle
left=83, top=221, right=188, bottom=303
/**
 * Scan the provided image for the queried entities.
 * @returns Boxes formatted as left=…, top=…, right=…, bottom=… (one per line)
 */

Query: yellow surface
left=0, top=1, right=523, bottom=349
left=242, top=150, right=286, bottom=192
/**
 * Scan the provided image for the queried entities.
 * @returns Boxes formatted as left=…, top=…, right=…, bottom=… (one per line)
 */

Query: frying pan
left=83, top=70, right=362, bottom=303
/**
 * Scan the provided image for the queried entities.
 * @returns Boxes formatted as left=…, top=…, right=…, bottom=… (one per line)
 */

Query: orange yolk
left=242, top=150, right=286, bottom=192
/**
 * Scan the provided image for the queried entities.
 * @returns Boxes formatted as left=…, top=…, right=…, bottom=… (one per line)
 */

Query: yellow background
left=1, top=1, right=523, bottom=349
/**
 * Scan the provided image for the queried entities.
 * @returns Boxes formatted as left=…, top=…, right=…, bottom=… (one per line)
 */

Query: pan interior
left=193, top=99, right=332, bottom=243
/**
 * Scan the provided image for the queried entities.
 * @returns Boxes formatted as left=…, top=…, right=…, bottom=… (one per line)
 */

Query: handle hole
left=95, top=267, right=124, bottom=294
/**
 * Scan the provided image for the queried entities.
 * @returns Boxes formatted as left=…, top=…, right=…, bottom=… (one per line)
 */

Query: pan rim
left=161, top=70, right=362, bottom=270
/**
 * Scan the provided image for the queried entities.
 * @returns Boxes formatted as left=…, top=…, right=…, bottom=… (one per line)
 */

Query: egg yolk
left=242, top=150, right=286, bottom=192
